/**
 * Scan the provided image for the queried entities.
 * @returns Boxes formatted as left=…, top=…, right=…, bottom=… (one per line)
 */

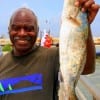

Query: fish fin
left=68, top=16, right=81, bottom=26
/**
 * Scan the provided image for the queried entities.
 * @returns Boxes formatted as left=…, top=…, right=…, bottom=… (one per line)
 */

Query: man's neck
left=13, top=48, right=33, bottom=56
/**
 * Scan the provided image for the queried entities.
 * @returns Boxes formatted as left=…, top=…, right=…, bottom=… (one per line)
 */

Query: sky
left=0, top=0, right=100, bottom=38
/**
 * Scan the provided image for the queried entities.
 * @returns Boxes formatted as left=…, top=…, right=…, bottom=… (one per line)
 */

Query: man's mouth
left=13, top=36, right=33, bottom=46
left=14, top=36, right=32, bottom=41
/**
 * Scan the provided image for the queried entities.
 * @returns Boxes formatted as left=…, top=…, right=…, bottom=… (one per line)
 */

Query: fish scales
left=59, top=0, right=88, bottom=100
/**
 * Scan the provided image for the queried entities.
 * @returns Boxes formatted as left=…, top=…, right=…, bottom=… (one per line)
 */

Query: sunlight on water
left=76, top=45, right=100, bottom=100
left=95, top=45, right=100, bottom=68
left=95, top=45, right=100, bottom=52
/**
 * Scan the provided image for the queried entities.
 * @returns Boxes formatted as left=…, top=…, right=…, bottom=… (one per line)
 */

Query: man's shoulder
left=0, top=52, right=11, bottom=61
left=39, top=46, right=59, bottom=56
left=0, top=52, right=12, bottom=71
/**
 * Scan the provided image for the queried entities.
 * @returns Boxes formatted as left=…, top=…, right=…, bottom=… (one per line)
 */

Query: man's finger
left=75, top=0, right=87, bottom=6
left=91, top=4, right=100, bottom=10
left=81, top=0, right=95, bottom=12
left=88, top=4, right=100, bottom=24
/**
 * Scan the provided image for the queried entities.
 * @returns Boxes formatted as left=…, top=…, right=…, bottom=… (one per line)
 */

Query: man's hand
left=75, top=0, right=100, bottom=24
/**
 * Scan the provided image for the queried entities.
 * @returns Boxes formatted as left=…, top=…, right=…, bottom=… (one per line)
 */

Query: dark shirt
left=0, top=46, right=59, bottom=100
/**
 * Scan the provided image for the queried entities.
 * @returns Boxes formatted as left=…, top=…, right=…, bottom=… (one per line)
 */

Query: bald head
left=8, top=8, right=39, bottom=56
left=9, top=8, right=38, bottom=33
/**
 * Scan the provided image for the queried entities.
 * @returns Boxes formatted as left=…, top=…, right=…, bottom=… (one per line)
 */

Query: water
left=96, top=45, right=100, bottom=53
left=76, top=46, right=100, bottom=100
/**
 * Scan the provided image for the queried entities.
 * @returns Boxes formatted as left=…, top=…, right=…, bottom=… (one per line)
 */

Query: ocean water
left=76, top=45, right=100, bottom=100
left=96, top=45, right=100, bottom=53
left=95, top=45, right=100, bottom=70
left=95, top=45, right=100, bottom=65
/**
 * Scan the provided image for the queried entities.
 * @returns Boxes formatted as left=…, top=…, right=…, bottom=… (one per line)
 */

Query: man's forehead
left=20, top=11, right=26, bottom=17
left=10, top=9, right=36, bottom=24
left=13, top=10, right=34, bottom=19
left=15, top=9, right=34, bottom=16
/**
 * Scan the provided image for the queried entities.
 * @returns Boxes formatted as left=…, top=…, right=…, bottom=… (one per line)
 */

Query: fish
left=59, top=0, right=88, bottom=99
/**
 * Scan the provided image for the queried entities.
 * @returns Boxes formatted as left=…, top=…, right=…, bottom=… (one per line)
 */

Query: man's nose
left=19, top=28, right=26, bottom=36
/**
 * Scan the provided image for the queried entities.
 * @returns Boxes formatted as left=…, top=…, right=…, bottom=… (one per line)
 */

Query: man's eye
left=24, top=26, right=34, bottom=32
left=11, top=25, right=35, bottom=32
left=11, top=25, right=20, bottom=31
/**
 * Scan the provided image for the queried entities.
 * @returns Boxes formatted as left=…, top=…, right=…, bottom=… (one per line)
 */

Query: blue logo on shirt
left=0, top=73, right=43, bottom=95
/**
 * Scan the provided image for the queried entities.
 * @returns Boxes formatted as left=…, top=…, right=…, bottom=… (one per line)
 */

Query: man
left=0, top=0, right=99, bottom=100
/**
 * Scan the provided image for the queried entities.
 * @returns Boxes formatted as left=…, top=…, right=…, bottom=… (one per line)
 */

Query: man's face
left=9, top=10, right=38, bottom=55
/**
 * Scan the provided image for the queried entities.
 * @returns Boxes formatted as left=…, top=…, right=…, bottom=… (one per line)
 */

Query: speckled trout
left=59, top=0, right=88, bottom=99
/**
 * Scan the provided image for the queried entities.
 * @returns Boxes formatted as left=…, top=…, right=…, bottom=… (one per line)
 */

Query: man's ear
left=8, top=26, right=10, bottom=33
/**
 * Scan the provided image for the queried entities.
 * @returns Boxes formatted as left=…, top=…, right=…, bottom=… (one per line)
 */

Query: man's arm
left=82, top=26, right=96, bottom=74
left=75, top=0, right=100, bottom=74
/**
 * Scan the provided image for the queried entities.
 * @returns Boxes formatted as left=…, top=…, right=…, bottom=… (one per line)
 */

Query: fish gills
left=59, top=0, right=88, bottom=100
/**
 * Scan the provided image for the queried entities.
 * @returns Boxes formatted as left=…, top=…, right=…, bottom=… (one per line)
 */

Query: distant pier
left=0, top=37, right=100, bottom=46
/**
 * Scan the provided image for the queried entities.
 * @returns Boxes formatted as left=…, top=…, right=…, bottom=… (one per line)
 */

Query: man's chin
left=13, top=46, right=33, bottom=56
